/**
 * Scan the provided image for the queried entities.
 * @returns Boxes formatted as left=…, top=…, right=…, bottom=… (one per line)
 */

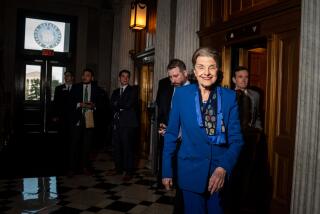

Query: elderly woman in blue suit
left=162, top=47, right=244, bottom=214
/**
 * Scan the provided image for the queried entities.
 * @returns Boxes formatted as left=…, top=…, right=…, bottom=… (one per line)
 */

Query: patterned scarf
left=200, top=87, right=217, bottom=136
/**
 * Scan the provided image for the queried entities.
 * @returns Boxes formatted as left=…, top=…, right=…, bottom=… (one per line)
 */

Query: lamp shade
left=130, top=1, right=147, bottom=30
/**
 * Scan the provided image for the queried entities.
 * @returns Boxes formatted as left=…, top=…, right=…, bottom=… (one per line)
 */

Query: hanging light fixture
left=129, top=0, right=147, bottom=30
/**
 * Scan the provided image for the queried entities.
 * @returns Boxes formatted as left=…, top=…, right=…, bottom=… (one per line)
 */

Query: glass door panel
left=25, top=65, right=41, bottom=101
left=22, top=61, right=68, bottom=134
left=23, top=62, right=43, bottom=134
left=51, top=66, right=66, bottom=100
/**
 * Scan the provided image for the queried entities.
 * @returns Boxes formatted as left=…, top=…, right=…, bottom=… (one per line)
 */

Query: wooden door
left=249, top=50, right=267, bottom=121
left=138, top=64, right=154, bottom=159
left=249, top=50, right=267, bottom=93
left=266, top=28, right=299, bottom=213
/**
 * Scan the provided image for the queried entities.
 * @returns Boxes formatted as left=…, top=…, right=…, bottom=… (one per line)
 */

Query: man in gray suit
left=232, top=66, right=262, bottom=130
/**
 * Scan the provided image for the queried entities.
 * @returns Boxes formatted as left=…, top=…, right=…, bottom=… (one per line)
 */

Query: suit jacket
left=236, top=90, right=252, bottom=131
left=53, top=84, right=72, bottom=119
left=156, top=77, right=174, bottom=125
left=110, top=85, right=138, bottom=128
left=246, top=89, right=262, bottom=129
left=69, top=82, right=107, bottom=127
left=162, top=84, right=244, bottom=193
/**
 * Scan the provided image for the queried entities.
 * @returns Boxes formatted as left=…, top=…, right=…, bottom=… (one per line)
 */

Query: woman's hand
left=162, top=178, right=173, bottom=190
left=208, top=167, right=226, bottom=194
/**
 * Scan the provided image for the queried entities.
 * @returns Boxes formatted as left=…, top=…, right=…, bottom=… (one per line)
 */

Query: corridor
left=0, top=153, right=174, bottom=214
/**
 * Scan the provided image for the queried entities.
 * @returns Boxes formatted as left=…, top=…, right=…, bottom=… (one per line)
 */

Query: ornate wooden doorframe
left=266, top=28, right=299, bottom=213
left=199, top=2, right=301, bottom=212
left=132, top=49, right=155, bottom=160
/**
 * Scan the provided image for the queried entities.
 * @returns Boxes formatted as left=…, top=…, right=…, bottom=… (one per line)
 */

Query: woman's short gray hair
left=192, top=47, right=221, bottom=69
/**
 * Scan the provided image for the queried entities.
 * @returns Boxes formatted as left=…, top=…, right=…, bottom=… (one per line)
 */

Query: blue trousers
left=182, top=190, right=223, bottom=214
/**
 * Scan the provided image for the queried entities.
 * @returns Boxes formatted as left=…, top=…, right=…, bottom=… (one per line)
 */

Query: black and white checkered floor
left=0, top=153, right=175, bottom=214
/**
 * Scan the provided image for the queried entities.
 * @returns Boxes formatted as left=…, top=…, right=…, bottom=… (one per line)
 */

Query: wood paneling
left=200, top=0, right=222, bottom=28
left=249, top=50, right=267, bottom=92
left=201, top=0, right=214, bottom=28
left=249, top=50, right=267, bottom=118
left=267, top=28, right=299, bottom=213
left=228, top=0, right=276, bottom=17
left=146, top=0, right=156, bottom=49
left=221, top=46, right=232, bottom=87
left=200, top=0, right=300, bottom=34
left=274, top=153, right=290, bottom=201
left=226, top=0, right=295, bottom=21
left=199, top=0, right=301, bottom=212
left=138, top=64, right=153, bottom=158
left=242, top=0, right=252, bottom=9
left=230, top=0, right=241, bottom=14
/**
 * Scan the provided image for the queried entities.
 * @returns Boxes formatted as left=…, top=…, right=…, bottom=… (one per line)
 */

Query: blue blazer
left=162, top=84, right=244, bottom=193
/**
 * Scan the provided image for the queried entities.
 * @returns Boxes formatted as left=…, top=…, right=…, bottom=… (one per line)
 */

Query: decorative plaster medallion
left=34, top=22, right=62, bottom=49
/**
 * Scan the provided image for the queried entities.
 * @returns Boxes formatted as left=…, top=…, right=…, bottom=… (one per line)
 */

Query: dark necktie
left=120, top=87, right=124, bottom=96
left=84, top=85, right=88, bottom=102
left=83, top=85, right=89, bottom=113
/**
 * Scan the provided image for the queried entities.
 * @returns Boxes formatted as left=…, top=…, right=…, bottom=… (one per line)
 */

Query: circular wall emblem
left=34, top=22, right=62, bottom=49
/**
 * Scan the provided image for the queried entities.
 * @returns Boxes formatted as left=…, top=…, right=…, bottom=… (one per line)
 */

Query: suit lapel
left=121, top=86, right=129, bottom=100
left=91, top=84, right=96, bottom=102
left=122, top=85, right=129, bottom=96
left=166, top=85, right=174, bottom=111
left=168, top=85, right=174, bottom=98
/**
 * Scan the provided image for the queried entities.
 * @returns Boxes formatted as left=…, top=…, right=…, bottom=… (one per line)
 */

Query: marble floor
left=0, top=153, right=175, bottom=214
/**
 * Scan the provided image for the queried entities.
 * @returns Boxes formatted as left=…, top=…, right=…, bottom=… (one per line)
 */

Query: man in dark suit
left=69, top=68, right=107, bottom=175
left=156, top=77, right=173, bottom=130
left=229, top=66, right=264, bottom=213
left=52, top=71, right=74, bottom=168
left=232, top=66, right=262, bottom=130
left=110, top=70, right=138, bottom=181
left=52, top=71, right=74, bottom=119
left=156, top=59, right=189, bottom=214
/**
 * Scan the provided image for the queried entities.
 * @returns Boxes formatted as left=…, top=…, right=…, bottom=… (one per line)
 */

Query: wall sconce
left=129, top=0, right=147, bottom=30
